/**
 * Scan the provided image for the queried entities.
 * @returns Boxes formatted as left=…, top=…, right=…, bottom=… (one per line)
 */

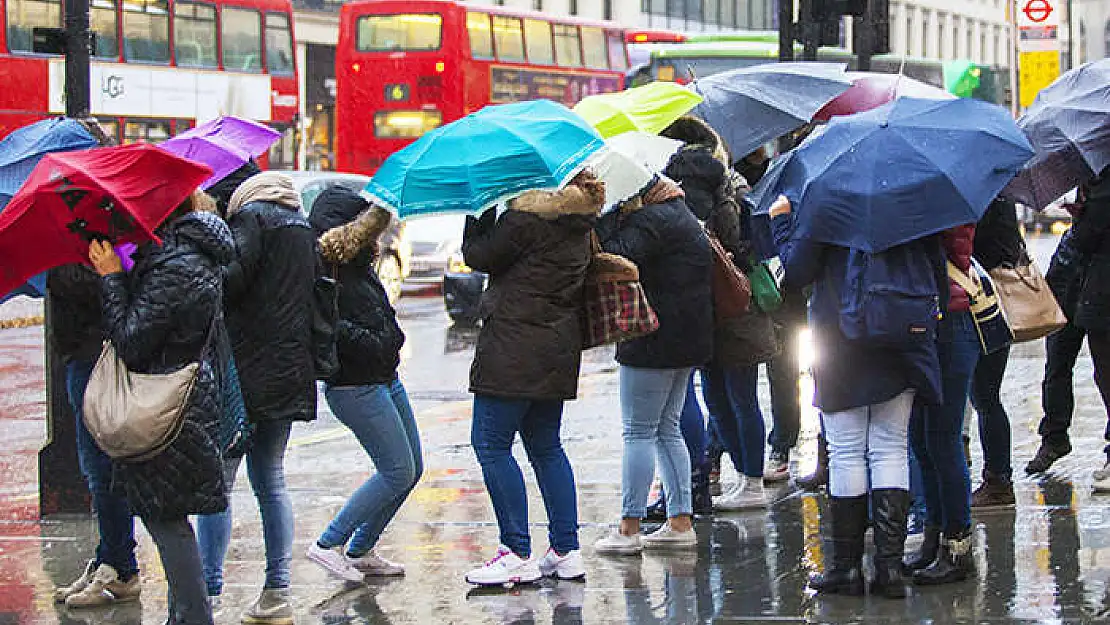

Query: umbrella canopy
left=813, top=72, right=955, bottom=121
left=691, top=62, right=852, bottom=159
left=0, top=144, right=212, bottom=297
left=607, top=132, right=684, bottom=174
left=589, top=149, right=654, bottom=212
left=754, top=97, right=1033, bottom=253
left=573, top=82, right=704, bottom=138
left=1003, top=58, right=1110, bottom=210
left=0, top=118, right=98, bottom=208
left=943, top=60, right=982, bottom=98
left=159, top=116, right=280, bottom=189
left=363, top=100, right=606, bottom=219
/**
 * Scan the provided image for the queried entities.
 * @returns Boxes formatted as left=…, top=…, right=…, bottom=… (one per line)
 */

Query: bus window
left=265, top=13, right=295, bottom=75
left=98, top=120, right=120, bottom=144
left=607, top=32, right=627, bottom=70
left=6, top=0, right=60, bottom=53
left=92, top=0, right=119, bottom=58
left=357, top=13, right=443, bottom=52
left=466, top=12, right=492, bottom=59
left=492, top=16, right=524, bottom=63
left=523, top=19, right=553, bottom=65
left=174, top=2, right=217, bottom=68
left=553, top=24, right=582, bottom=67
left=223, top=6, right=262, bottom=72
left=123, top=119, right=172, bottom=144
left=580, top=27, right=607, bottom=69
left=122, top=0, right=170, bottom=63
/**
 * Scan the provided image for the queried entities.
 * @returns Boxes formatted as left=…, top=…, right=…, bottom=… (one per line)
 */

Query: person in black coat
left=304, top=186, right=422, bottom=581
left=88, top=198, right=233, bottom=625
left=197, top=171, right=316, bottom=622
left=1028, top=170, right=1110, bottom=482
left=594, top=176, right=713, bottom=556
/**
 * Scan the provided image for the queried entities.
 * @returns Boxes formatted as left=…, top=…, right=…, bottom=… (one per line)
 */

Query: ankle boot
left=796, top=433, right=829, bottom=492
left=870, top=489, right=910, bottom=598
left=902, top=525, right=941, bottom=574
left=913, top=528, right=975, bottom=585
left=809, top=495, right=867, bottom=595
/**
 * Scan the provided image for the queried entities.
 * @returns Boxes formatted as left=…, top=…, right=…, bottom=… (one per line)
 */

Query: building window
left=265, top=13, right=295, bottom=75
left=721, top=0, right=735, bottom=28
left=92, top=0, right=119, bottom=58
left=174, top=1, right=217, bottom=68
left=6, top=0, right=60, bottom=53
left=523, top=19, right=554, bottom=64
left=570, top=0, right=577, bottom=15
left=704, top=0, right=719, bottom=25
left=123, top=0, right=170, bottom=63
left=533, top=0, right=542, bottom=10
left=604, top=0, right=612, bottom=20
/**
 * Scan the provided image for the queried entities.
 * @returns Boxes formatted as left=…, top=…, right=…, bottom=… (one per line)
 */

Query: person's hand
left=89, top=240, right=123, bottom=276
left=769, top=195, right=792, bottom=219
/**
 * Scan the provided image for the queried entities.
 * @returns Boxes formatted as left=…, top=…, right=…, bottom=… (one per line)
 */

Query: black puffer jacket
left=100, top=211, right=232, bottom=521
left=47, top=264, right=104, bottom=363
left=463, top=185, right=600, bottom=401
left=1071, top=171, right=1110, bottom=331
left=598, top=197, right=714, bottom=369
left=225, top=201, right=318, bottom=423
left=310, top=187, right=404, bottom=386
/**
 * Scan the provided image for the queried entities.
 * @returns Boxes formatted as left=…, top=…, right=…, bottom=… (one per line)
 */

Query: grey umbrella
left=1004, top=58, right=1110, bottom=210
left=690, top=62, right=852, bottom=160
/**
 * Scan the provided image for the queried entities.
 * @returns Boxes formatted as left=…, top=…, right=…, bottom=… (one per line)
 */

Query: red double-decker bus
left=336, top=0, right=630, bottom=174
left=0, top=0, right=300, bottom=167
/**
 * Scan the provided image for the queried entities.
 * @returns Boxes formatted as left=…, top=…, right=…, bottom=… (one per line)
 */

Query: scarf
left=643, top=175, right=685, bottom=206
left=226, top=171, right=302, bottom=216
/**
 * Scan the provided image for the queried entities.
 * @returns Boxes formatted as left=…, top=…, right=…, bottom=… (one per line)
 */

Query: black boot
left=692, top=470, right=714, bottom=516
left=809, top=495, right=867, bottom=595
left=913, top=528, right=975, bottom=586
left=795, top=433, right=829, bottom=492
left=644, top=491, right=667, bottom=521
left=902, top=525, right=941, bottom=574
left=870, top=489, right=910, bottom=599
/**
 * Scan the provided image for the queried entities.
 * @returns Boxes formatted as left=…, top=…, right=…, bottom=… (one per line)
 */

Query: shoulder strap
left=946, top=260, right=982, bottom=296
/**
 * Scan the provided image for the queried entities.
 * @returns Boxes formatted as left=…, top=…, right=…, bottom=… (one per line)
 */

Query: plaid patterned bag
left=581, top=234, right=660, bottom=349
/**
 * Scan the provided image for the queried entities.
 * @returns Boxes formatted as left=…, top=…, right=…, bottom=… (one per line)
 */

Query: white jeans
left=825, top=389, right=915, bottom=498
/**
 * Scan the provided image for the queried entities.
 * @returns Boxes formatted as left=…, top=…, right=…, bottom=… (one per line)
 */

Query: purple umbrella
left=160, top=116, right=281, bottom=189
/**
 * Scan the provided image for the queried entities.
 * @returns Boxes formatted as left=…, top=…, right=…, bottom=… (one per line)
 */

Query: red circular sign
left=1023, top=0, right=1053, bottom=23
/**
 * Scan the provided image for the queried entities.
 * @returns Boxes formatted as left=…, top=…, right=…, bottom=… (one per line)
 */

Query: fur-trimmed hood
left=309, top=185, right=392, bottom=265
left=508, top=183, right=604, bottom=220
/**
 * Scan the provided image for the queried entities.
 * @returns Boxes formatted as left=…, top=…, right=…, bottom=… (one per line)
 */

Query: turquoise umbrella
left=363, top=100, right=605, bottom=219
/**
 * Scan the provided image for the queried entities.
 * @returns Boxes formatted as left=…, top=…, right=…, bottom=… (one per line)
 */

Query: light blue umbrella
left=363, top=100, right=606, bottom=219
left=0, top=118, right=97, bottom=302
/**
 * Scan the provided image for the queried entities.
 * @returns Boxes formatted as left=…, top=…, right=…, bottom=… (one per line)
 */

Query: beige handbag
left=989, top=261, right=1067, bottom=343
left=83, top=318, right=215, bottom=463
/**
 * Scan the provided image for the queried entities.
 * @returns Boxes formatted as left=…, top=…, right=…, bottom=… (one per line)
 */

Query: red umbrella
left=813, top=72, right=955, bottom=122
left=0, top=143, right=211, bottom=296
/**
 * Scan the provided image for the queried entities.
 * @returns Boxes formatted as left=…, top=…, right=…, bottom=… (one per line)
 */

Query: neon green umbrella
left=943, top=60, right=982, bottom=98
left=574, top=82, right=704, bottom=138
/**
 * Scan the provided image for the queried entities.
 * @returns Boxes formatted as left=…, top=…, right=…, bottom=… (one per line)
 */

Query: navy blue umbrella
left=691, top=62, right=852, bottom=159
left=1004, top=58, right=1110, bottom=210
left=754, top=97, right=1033, bottom=253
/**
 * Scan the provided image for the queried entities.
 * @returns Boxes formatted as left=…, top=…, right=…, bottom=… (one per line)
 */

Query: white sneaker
left=764, top=451, right=790, bottom=483
left=594, top=530, right=644, bottom=556
left=1094, top=460, right=1110, bottom=492
left=642, top=524, right=697, bottom=550
left=465, top=546, right=542, bottom=587
left=347, top=550, right=405, bottom=577
left=714, top=476, right=769, bottom=511
left=538, top=548, right=586, bottom=580
left=307, top=543, right=364, bottom=583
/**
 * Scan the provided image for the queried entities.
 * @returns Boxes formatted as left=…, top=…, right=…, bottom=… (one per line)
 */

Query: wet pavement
left=4, top=234, right=1110, bottom=624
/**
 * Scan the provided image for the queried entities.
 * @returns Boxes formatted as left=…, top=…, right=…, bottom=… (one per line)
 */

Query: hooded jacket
left=310, top=187, right=405, bottom=387
left=463, top=185, right=600, bottom=401
left=47, top=264, right=104, bottom=363
left=208, top=161, right=262, bottom=218
left=99, top=211, right=233, bottom=520
left=1070, top=171, right=1110, bottom=331
left=224, top=190, right=318, bottom=423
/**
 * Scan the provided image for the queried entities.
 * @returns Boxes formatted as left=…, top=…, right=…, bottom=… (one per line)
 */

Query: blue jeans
left=971, top=345, right=1012, bottom=480
left=680, top=371, right=708, bottom=478
left=471, top=395, right=579, bottom=557
left=702, top=365, right=765, bottom=479
left=318, top=379, right=423, bottom=556
left=197, top=420, right=294, bottom=595
left=910, top=312, right=979, bottom=535
left=69, top=359, right=139, bottom=579
left=620, top=366, right=693, bottom=519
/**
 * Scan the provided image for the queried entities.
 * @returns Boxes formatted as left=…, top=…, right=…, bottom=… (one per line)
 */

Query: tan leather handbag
left=989, top=261, right=1067, bottom=343
left=83, top=318, right=215, bottom=463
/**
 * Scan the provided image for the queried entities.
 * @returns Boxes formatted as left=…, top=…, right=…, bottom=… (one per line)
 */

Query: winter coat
left=943, top=224, right=976, bottom=313
left=47, top=264, right=104, bottom=363
left=773, top=214, right=943, bottom=412
left=973, top=197, right=1027, bottom=272
left=224, top=200, right=318, bottom=423
left=1071, top=172, right=1110, bottom=331
left=1046, top=227, right=1085, bottom=321
left=309, top=187, right=405, bottom=387
left=99, top=211, right=232, bottom=521
left=207, top=161, right=261, bottom=218
left=463, top=185, right=601, bottom=401
left=597, top=197, right=714, bottom=369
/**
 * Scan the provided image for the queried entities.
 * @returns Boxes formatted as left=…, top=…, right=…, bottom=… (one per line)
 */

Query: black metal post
left=39, top=0, right=93, bottom=517
left=855, top=0, right=874, bottom=71
left=779, top=0, right=796, bottom=61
